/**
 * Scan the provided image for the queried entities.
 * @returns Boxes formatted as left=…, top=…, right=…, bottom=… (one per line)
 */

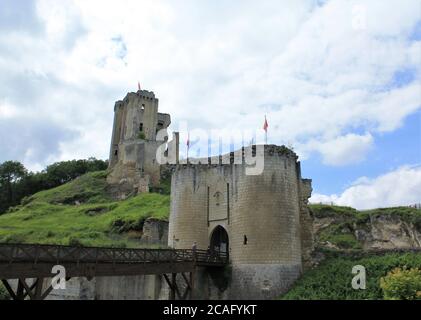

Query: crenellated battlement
left=174, top=144, right=298, bottom=171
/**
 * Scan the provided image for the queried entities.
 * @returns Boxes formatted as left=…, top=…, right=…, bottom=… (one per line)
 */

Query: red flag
left=138, top=82, right=141, bottom=91
left=263, top=116, right=268, bottom=132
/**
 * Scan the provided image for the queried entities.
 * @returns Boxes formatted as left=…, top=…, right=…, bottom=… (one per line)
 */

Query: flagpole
left=263, top=115, right=268, bottom=145
left=186, top=132, right=190, bottom=163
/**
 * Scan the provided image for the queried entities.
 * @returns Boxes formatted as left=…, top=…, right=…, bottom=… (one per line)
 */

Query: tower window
left=114, top=150, right=118, bottom=156
left=139, top=123, right=143, bottom=132
left=243, top=235, right=248, bottom=245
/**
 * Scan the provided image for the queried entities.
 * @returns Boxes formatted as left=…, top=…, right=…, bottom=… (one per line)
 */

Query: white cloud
left=309, top=133, right=374, bottom=166
left=311, top=165, right=421, bottom=210
left=0, top=0, right=420, bottom=171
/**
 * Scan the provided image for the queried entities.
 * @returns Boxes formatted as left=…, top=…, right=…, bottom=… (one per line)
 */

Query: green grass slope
left=281, top=251, right=421, bottom=300
left=0, top=171, right=170, bottom=248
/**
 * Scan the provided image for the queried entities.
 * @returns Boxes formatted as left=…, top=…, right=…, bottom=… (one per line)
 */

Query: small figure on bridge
left=206, top=246, right=211, bottom=261
left=192, top=242, right=197, bottom=260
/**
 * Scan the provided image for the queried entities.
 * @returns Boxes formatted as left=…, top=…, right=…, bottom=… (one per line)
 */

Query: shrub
left=281, top=252, right=421, bottom=300
left=0, top=282, right=9, bottom=300
left=380, top=267, right=421, bottom=300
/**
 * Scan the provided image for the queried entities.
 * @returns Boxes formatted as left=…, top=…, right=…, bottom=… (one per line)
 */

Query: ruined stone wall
left=107, top=90, right=171, bottom=195
left=299, top=178, right=314, bottom=270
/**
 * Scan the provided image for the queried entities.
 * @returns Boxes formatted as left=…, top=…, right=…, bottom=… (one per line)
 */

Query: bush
left=380, top=267, right=421, bottom=300
left=0, top=282, right=9, bottom=300
left=281, top=252, right=421, bottom=300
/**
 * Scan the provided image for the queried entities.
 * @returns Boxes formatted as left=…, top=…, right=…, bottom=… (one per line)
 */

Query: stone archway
left=210, top=226, right=229, bottom=258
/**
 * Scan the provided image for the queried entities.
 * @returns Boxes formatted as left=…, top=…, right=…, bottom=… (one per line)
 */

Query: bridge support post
left=163, top=271, right=194, bottom=300
left=1, top=278, right=59, bottom=300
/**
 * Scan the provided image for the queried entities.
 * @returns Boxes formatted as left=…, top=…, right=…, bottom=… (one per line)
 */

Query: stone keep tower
left=107, top=90, right=171, bottom=198
left=168, top=145, right=313, bottom=300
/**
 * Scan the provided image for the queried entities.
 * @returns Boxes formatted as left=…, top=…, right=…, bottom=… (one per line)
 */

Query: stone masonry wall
left=169, top=145, right=312, bottom=299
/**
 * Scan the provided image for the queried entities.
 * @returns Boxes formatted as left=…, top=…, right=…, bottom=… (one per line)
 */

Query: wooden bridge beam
left=1, top=277, right=71, bottom=300
left=163, top=271, right=195, bottom=300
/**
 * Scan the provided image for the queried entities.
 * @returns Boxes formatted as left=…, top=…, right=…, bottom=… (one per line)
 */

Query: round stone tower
left=168, top=145, right=313, bottom=300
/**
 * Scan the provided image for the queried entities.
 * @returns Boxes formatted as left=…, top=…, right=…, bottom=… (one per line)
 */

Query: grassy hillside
left=0, top=171, right=170, bottom=248
left=281, top=251, right=421, bottom=300
left=310, top=204, right=421, bottom=223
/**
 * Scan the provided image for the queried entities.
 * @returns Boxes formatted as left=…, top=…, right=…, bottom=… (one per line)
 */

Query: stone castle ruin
left=107, top=89, right=314, bottom=299
left=107, top=90, right=176, bottom=199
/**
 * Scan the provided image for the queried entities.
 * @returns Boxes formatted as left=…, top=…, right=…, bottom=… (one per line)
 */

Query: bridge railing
left=0, top=243, right=227, bottom=266
left=193, top=249, right=228, bottom=266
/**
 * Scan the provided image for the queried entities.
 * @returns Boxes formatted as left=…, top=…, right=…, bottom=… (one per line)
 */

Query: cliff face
left=311, top=205, right=421, bottom=251
left=357, top=214, right=421, bottom=249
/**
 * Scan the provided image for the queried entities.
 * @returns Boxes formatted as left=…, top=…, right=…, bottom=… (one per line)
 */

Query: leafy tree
left=0, top=161, right=27, bottom=208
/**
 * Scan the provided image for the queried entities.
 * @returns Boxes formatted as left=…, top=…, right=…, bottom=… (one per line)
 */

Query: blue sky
left=302, top=109, right=421, bottom=195
left=0, top=0, right=420, bottom=209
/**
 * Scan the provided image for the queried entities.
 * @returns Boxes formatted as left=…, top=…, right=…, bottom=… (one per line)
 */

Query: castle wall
left=45, top=275, right=162, bottom=300
left=168, top=145, right=312, bottom=299
left=169, top=166, right=209, bottom=249
left=109, top=101, right=124, bottom=167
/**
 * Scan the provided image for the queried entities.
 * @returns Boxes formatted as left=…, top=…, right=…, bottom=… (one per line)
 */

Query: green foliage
left=309, top=204, right=358, bottom=218
left=380, top=267, right=421, bottom=300
left=281, top=252, right=421, bottom=300
left=0, top=161, right=27, bottom=213
left=0, top=171, right=170, bottom=248
left=0, top=158, right=108, bottom=215
left=137, top=132, right=146, bottom=140
left=321, top=233, right=362, bottom=249
left=310, top=204, right=421, bottom=225
left=29, top=171, right=111, bottom=205
left=0, top=282, right=9, bottom=300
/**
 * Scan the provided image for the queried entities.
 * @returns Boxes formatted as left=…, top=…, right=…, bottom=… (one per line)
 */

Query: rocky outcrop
left=312, top=206, right=421, bottom=251
left=356, top=215, right=421, bottom=250
left=142, top=218, right=168, bottom=245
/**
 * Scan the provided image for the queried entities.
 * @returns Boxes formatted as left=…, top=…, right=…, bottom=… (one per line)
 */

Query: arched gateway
left=210, top=226, right=229, bottom=258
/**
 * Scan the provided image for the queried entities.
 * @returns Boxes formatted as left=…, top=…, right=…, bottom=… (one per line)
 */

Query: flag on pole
left=138, top=82, right=141, bottom=91
left=263, top=115, right=268, bottom=144
left=263, top=115, right=268, bottom=132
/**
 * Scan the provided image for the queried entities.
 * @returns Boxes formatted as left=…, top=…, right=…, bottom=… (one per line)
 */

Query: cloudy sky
left=0, top=0, right=420, bottom=209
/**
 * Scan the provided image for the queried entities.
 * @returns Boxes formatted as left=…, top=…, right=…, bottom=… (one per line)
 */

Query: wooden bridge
left=0, top=243, right=228, bottom=300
